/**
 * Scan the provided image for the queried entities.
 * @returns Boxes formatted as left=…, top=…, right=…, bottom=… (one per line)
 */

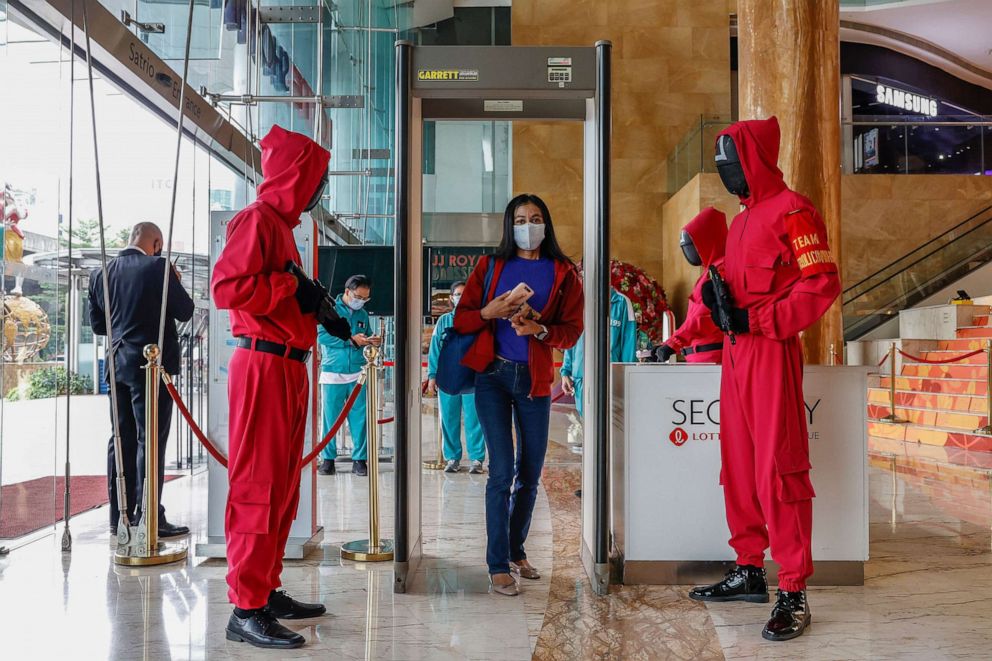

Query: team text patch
left=786, top=209, right=837, bottom=276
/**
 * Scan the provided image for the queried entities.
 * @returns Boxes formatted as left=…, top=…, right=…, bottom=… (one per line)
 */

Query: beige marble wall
left=843, top=175, right=992, bottom=287
left=511, top=0, right=735, bottom=280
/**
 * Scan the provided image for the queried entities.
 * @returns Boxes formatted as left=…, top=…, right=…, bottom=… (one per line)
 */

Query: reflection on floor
left=0, top=409, right=991, bottom=659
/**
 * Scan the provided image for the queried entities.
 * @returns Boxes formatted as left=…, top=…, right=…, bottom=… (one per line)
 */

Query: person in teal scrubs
left=317, top=275, right=380, bottom=477
left=560, top=288, right=637, bottom=417
left=427, top=281, right=487, bottom=474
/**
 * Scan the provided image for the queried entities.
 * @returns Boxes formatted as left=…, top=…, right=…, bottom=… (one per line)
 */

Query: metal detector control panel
left=412, top=46, right=596, bottom=120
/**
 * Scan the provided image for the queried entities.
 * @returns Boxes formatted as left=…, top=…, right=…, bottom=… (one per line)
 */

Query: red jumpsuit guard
left=716, top=117, right=840, bottom=592
left=663, top=207, right=727, bottom=364
left=211, top=125, right=329, bottom=610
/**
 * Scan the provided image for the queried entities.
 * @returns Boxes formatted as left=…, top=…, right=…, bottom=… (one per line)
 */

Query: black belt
left=682, top=342, right=723, bottom=356
left=236, top=337, right=311, bottom=362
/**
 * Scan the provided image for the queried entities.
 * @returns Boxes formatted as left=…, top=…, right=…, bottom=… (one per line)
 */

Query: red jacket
left=211, top=125, right=330, bottom=350
left=665, top=207, right=727, bottom=360
left=717, top=117, right=840, bottom=339
left=454, top=254, right=584, bottom=397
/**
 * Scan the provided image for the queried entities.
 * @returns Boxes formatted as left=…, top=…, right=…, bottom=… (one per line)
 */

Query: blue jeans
left=474, top=359, right=551, bottom=575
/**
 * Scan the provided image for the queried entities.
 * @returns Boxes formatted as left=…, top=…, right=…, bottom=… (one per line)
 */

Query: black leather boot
left=266, top=589, right=327, bottom=619
left=226, top=609, right=305, bottom=649
left=762, top=590, right=811, bottom=641
left=688, top=564, right=769, bottom=603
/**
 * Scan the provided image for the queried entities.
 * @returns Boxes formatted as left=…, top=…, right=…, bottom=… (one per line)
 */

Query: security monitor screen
left=317, top=246, right=431, bottom=316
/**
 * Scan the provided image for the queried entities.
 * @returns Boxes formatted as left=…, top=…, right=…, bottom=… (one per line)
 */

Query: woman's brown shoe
left=510, top=561, right=541, bottom=580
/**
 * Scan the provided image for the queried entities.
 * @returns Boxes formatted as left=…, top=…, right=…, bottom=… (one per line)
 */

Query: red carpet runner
left=0, top=474, right=180, bottom=539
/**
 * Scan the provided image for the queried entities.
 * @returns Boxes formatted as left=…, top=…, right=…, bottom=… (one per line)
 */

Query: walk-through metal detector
left=392, top=42, right=612, bottom=595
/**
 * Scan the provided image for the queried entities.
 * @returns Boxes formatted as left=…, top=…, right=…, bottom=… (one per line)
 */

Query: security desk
left=611, top=363, right=869, bottom=586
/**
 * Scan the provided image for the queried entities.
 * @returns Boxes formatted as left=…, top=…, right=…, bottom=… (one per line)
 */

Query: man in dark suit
left=89, top=222, right=194, bottom=538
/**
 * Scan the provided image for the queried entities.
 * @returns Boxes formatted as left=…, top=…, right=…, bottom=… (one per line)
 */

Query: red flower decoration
left=581, top=259, right=669, bottom=344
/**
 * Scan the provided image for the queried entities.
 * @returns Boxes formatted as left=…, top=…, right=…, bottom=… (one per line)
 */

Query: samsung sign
left=876, top=84, right=938, bottom=117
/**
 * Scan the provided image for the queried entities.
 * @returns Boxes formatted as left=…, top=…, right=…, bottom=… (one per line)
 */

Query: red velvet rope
left=897, top=348, right=985, bottom=365
left=164, top=380, right=229, bottom=467
left=878, top=353, right=889, bottom=367
left=164, top=378, right=365, bottom=469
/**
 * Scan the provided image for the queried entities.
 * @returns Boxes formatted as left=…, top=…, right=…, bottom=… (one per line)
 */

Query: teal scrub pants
left=438, top=391, right=486, bottom=462
left=572, top=377, right=584, bottom=418
left=319, top=381, right=368, bottom=461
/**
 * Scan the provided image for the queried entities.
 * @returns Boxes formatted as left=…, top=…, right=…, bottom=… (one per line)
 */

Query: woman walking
left=454, top=193, right=584, bottom=596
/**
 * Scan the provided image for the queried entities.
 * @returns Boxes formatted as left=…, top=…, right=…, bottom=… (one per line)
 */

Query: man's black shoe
left=688, top=564, right=769, bottom=603
left=762, top=590, right=811, bottom=641
left=226, top=609, right=304, bottom=649
left=266, top=589, right=326, bottom=619
left=353, top=460, right=368, bottom=476
left=317, top=459, right=336, bottom=476
left=158, top=521, right=190, bottom=538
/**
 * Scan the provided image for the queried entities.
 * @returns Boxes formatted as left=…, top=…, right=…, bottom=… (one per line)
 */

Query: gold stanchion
left=829, top=343, right=836, bottom=367
left=974, top=339, right=992, bottom=435
left=341, top=345, right=394, bottom=562
left=115, top=344, right=188, bottom=566
left=423, top=391, right=446, bottom=470
left=881, top=341, right=906, bottom=424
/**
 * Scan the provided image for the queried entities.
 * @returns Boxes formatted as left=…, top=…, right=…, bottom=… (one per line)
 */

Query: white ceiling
left=841, top=0, right=992, bottom=77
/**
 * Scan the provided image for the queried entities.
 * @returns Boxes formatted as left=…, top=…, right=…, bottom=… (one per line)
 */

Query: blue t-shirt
left=493, top=256, right=555, bottom=363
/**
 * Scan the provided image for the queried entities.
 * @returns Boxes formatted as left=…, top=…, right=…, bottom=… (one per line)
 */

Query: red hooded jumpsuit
left=663, top=207, right=727, bottom=364
left=716, top=117, right=840, bottom=591
left=211, top=125, right=329, bottom=609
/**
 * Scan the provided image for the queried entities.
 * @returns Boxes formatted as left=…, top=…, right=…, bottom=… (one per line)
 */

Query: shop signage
left=429, top=246, right=493, bottom=290
left=875, top=84, right=938, bottom=117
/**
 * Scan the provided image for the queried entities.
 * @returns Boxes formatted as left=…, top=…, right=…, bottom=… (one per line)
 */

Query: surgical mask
left=513, top=223, right=545, bottom=251
left=346, top=295, right=367, bottom=311
left=451, top=294, right=462, bottom=307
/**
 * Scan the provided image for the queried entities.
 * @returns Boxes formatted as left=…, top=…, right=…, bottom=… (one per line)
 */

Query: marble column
left=737, top=0, right=843, bottom=364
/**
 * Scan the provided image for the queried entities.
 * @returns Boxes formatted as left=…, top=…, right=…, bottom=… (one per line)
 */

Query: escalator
left=843, top=202, right=992, bottom=340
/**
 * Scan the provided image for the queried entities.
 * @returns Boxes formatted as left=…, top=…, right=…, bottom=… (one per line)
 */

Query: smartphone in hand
left=506, top=282, right=534, bottom=306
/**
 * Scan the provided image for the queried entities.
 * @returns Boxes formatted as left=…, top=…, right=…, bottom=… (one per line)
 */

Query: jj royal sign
left=875, top=83, right=938, bottom=117
left=618, top=364, right=869, bottom=563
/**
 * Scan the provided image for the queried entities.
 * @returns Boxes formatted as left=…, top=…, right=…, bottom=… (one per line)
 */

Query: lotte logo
left=669, top=427, right=689, bottom=447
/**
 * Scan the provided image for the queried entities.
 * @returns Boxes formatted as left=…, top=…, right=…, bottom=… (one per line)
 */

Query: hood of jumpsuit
left=683, top=207, right=728, bottom=269
left=716, top=116, right=788, bottom=207
left=256, top=124, right=330, bottom=225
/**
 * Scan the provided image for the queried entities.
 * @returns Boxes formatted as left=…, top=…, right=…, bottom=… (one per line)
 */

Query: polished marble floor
left=2, top=409, right=992, bottom=660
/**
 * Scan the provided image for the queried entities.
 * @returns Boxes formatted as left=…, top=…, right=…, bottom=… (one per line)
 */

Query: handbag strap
left=482, top=255, right=496, bottom=305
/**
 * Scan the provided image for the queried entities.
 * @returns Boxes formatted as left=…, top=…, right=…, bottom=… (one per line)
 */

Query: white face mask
left=346, top=295, right=367, bottom=311
left=513, top=223, right=545, bottom=251
left=450, top=294, right=462, bottom=307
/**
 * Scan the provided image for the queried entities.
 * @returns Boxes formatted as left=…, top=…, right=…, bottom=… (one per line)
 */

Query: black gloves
left=287, top=261, right=324, bottom=314
left=701, top=280, right=750, bottom=335
left=317, top=298, right=352, bottom=341
left=286, top=261, right=352, bottom=341
left=654, top=344, right=676, bottom=363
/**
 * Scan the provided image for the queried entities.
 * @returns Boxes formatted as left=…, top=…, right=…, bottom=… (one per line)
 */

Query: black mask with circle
left=715, top=134, right=749, bottom=198
left=304, top=173, right=329, bottom=212
left=679, top=230, right=702, bottom=267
